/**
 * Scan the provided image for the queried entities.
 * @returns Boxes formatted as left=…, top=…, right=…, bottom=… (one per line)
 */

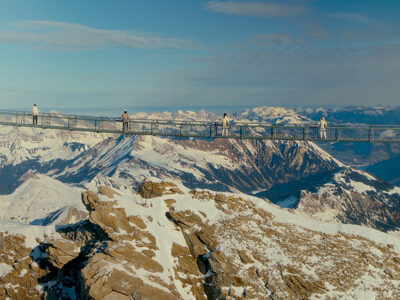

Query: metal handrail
left=0, top=109, right=400, bottom=142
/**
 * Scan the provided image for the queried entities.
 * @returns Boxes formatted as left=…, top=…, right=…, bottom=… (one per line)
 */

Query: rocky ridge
left=258, top=167, right=400, bottom=232
left=56, top=135, right=341, bottom=194
left=1, top=181, right=400, bottom=299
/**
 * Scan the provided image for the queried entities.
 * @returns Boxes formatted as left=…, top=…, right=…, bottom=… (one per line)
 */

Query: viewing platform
left=0, top=109, right=399, bottom=143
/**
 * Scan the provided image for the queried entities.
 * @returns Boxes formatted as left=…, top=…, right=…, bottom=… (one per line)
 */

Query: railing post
left=335, top=125, right=340, bottom=141
left=368, top=126, right=373, bottom=142
left=271, top=125, right=277, bottom=140
left=303, top=126, right=309, bottom=140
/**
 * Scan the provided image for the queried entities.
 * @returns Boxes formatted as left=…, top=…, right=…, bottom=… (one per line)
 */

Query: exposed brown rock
left=98, top=186, right=121, bottom=199
left=237, top=249, right=254, bottom=264
left=105, top=242, right=163, bottom=273
left=0, top=233, right=46, bottom=300
left=171, top=243, right=205, bottom=300
left=56, top=206, right=88, bottom=226
left=138, top=181, right=183, bottom=199
left=128, top=215, right=147, bottom=229
left=46, top=239, right=80, bottom=268
left=282, top=274, right=326, bottom=299
left=164, top=199, right=176, bottom=209
left=81, top=190, right=132, bottom=240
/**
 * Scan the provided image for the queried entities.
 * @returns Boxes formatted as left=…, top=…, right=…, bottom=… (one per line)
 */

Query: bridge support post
left=368, top=126, right=373, bottom=142
left=271, top=125, right=277, bottom=140
left=303, top=126, right=309, bottom=140
left=335, top=126, right=341, bottom=141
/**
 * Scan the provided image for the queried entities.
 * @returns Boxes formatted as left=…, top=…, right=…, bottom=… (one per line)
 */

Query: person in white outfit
left=32, top=104, right=39, bottom=125
left=221, top=113, right=229, bottom=136
left=121, top=110, right=129, bottom=133
left=319, top=116, right=327, bottom=139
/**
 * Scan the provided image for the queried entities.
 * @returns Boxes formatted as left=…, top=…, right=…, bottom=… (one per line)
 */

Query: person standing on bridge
left=221, top=113, right=229, bottom=136
left=32, top=104, right=39, bottom=125
left=121, top=110, right=129, bottom=133
left=319, top=116, right=327, bottom=139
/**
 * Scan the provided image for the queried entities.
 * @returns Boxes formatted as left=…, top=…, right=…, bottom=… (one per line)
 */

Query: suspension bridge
left=0, top=109, right=399, bottom=142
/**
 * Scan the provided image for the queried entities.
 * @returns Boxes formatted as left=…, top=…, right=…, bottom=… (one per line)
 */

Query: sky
left=0, top=0, right=399, bottom=113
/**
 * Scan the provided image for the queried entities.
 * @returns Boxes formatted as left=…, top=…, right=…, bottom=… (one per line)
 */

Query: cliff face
left=1, top=182, right=399, bottom=299
left=258, top=167, right=400, bottom=232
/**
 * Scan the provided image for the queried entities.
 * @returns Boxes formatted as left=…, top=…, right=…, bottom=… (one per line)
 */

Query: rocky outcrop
left=2, top=183, right=400, bottom=299
left=168, top=190, right=400, bottom=299
left=0, top=233, right=47, bottom=299
left=259, top=167, right=400, bottom=232
left=46, top=239, right=80, bottom=269
left=77, top=186, right=186, bottom=299
left=138, top=180, right=184, bottom=199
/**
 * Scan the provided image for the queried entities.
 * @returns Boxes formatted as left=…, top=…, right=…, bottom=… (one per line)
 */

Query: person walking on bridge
left=221, top=113, right=229, bottom=136
left=32, top=104, right=39, bottom=125
left=319, top=116, right=327, bottom=139
left=121, top=110, right=129, bottom=133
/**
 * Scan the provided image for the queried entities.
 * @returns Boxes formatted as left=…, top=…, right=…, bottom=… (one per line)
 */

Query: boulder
left=138, top=181, right=183, bottom=199
left=46, top=239, right=80, bottom=269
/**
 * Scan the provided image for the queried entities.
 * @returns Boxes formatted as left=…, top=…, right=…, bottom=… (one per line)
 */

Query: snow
left=0, top=126, right=110, bottom=165
left=103, top=185, right=196, bottom=298
left=133, top=136, right=236, bottom=178
left=348, top=179, right=376, bottom=193
left=276, top=195, right=298, bottom=208
left=0, top=262, right=12, bottom=277
left=388, top=186, right=400, bottom=195
left=250, top=194, right=400, bottom=251
left=0, top=113, right=399, bottom=298
left=0, top=221, right=59, bottom=249
left=235, top=106, right=312, bottom=125
left=0, top=174, right=84, bottom=224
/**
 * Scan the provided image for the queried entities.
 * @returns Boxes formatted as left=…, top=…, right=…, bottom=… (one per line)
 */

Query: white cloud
left=253, top=34, right=306, bottom=46
left=0, top=20, right=195, bottom=50
left=325, top=13, right=375, bottom=23
left=204, top=1, right=308, bottom=18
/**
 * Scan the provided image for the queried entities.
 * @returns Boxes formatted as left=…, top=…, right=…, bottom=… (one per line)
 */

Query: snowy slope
left=234, top=106, right=312, bottom=124
left=0, top=174, right=85, bottom=224
left=0, top=126, right=110, bottom=165
left=0, top=126, right=113, bottom=194
left=56, top=135, right=341, bottom=194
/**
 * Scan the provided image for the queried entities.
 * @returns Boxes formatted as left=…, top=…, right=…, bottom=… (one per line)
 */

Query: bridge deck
left=0, top=110, right=400, bottom=142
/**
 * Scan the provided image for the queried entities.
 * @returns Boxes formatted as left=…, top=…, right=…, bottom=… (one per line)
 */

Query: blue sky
left=0, top=0, right=399, bottom=113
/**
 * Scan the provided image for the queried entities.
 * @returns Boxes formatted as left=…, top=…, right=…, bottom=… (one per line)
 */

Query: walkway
left=1, top=110, right=399, bottom=142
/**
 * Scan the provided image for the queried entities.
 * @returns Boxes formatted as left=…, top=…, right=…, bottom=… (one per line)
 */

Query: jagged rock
left=56, top=206, right=88, bottom=226
left=138, top=181, right=183, bottom=199
left=57, top=220, right=107, bottom=247
left=46, top=239, right=80, bottom=269
left=282, top=274, right=326, bottom=298
left=106, top=242, right=163, bottom=273
left=168, top=210, right=203, bottom=229
left=237, top=250, right=254, bottom=264
left=171, top=243, right=206, bottom=300
left=81, top=191, right=132, bottom=240
left=0, top=233, right=46, bottom=299
left=128, top=215, right=147, bottom=229
left=81, top=251, right=177, bottom=300
left=98, top=186, right=121, bottom=199
left=164, top=199, right=176, bottom=209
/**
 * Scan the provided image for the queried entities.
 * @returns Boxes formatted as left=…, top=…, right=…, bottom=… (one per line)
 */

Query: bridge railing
left=1, top=109, right=400, bottom=142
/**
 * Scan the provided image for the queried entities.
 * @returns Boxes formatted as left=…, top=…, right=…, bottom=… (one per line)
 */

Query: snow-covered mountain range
left=1, top=106, right=400, bottom=299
